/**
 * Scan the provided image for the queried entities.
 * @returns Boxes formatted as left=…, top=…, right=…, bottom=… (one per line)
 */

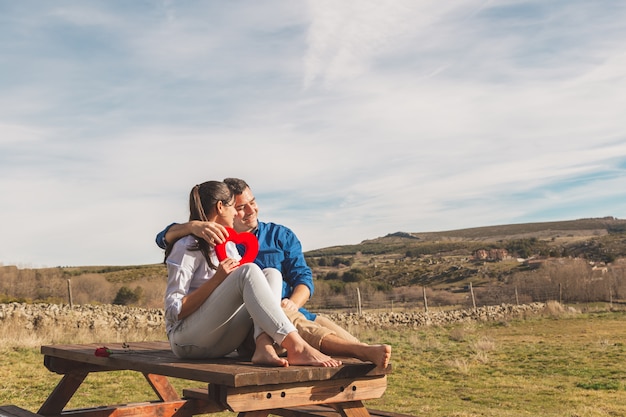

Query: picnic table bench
left=23, top=341, right=405, bottom=417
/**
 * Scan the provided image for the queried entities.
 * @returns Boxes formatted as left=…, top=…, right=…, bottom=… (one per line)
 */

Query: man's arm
left=276, top=225, right=315, bottom=309
left=281, top=284, right=310, bottom=311
left=156, top=221, right=229, bottom=249
left=156, top=223, right=177, bottom=249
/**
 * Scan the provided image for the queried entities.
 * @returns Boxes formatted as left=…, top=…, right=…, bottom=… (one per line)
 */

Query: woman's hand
left=214, top=258, right=240, bottom=282
left=189, top=220, right=229, bottom=247
left=177, top=257, right=240, bottom=320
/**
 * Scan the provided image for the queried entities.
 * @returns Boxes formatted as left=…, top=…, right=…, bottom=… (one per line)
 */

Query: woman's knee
left=236, top=263, right=266, bottom=285
left=263, top=267, right=283, bottom=289
left=239, top=262, right=263, bottom=276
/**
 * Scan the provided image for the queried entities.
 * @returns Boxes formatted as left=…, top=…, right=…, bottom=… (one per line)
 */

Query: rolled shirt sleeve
left=156, top=223, right=178, bottom=250
left=164, top=236, right=203, bottom=333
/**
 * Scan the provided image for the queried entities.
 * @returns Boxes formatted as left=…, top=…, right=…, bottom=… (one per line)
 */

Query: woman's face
left=216, top=197, right=237, bottom=228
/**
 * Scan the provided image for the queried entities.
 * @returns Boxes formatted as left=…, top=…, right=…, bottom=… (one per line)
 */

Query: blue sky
left=1, top=1, right=626, bottom=267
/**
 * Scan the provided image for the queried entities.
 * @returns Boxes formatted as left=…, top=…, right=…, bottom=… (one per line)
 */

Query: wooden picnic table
left=37, top=341, right=393, bottom=417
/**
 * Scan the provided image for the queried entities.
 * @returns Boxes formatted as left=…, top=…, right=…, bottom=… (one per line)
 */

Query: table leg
left=38, top=372, right=88, bottom=416
left=330, top=401, right=372, bottom=417
left=143, top=373, right=180, bottom=402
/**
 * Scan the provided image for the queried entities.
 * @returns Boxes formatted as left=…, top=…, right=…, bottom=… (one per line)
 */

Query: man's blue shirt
left=156, top=221, right=317, bottom=320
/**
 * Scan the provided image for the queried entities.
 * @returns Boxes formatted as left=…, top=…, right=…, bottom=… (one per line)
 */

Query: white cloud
left=1, top=1, right=626, bottom=266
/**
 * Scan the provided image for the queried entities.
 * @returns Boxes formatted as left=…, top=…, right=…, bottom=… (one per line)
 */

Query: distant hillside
left=305, top=217, right=626, bottom=257
left=394, top=216, right=626, bottom=241
left=302, top=217, right=626, bottom=310
left=2, top=217, right=626, bottom=309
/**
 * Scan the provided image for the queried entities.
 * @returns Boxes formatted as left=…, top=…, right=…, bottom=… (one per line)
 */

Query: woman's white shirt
left=164, top=235, right=240, bottom=334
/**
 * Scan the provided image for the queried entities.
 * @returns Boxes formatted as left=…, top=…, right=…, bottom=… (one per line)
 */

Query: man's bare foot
left=361, top=344, right=392, bottom=369
left=252, top=333, right=289, bottom=367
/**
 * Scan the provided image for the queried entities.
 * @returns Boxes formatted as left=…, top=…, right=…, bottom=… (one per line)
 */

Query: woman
left=164, top=181, right=341, bottom=367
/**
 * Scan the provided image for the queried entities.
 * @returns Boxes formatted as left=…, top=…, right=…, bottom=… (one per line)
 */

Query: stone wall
left=0, top=302, right=165, bottom=332
left=0, top=302, right=549, bottom=332
left=324, top=302, right=548, bottom=329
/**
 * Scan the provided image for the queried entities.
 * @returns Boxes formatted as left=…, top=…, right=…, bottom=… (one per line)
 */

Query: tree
left=113, top=286, right=142, bottom=305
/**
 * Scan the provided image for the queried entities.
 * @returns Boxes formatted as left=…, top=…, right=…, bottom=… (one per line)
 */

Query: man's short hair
left=223, top=178, right=249, bottom=195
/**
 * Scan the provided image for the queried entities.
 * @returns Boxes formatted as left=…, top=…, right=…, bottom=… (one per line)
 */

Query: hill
left=307, top=216, right=626, bottom=256
left=2, top=217, right=626, bottom=309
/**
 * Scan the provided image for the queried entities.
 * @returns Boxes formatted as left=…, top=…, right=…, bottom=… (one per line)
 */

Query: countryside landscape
left=2, top=217, right=626, bottom=416
left=2, top=216, right=626, bottom=310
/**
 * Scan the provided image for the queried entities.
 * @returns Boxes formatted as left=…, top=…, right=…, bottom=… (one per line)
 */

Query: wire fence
left=309, top=281, right=624, bottom=313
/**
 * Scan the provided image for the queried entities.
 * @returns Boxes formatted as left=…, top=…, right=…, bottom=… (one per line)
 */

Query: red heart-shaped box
left=214, top=227, right=259, bottom=264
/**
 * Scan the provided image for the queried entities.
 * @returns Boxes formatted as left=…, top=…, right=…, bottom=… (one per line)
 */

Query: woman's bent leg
left=234, top=264, right=296, bottom=345
left=168, top=274, right=253, bottom=359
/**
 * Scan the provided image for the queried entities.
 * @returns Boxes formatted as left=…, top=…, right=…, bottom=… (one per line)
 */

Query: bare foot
left=361, top=344, right=392, bottom=369
left=287, top=343, right=342, bottom=367
left=282, top=333, right=342, bottom=367
left=252, top=334, right=289, bottom=367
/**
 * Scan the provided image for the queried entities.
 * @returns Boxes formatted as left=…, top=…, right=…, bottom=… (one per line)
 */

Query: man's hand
left=189, top=221, right=229, bottom=246
left=281, top=298, right=300, bottom=312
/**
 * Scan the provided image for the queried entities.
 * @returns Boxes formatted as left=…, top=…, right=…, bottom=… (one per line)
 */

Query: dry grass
left=0, top=319, right=166, bottom=349
left=2, top=306, right=626, bottom=417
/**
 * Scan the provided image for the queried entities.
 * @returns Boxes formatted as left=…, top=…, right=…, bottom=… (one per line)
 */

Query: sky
left=1, top=1, right=626, bottom=268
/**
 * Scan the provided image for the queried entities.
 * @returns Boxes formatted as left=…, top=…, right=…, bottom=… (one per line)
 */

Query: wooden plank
left=361, top=409, right=417, bottom=417
left=0, top=405, right=42, bottom=417
left=220, top=376, right=387, bottom=412
left=41, top=343, right=390, bottom=388
left=38, top=372, right=88, bottom=415
left=237, top=412, right=270, bottom=417
left=268, top=405, right=340, bottom=417
left=44, top=356, right=112, bottom=375
left=270, top=405, right=417, bottom=417
left=143, top=374, right=180, bottom=402
left=38, top=398, right=224, bottom=417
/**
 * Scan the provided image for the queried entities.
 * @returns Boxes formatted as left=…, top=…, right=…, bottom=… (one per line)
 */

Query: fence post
left=470, top=282, right=476, bottom=310
left=356, top=287, right=362, bottom=315
left=515, top=286, right=519, bottom=305
left=67, top=279, right=73, bottom=307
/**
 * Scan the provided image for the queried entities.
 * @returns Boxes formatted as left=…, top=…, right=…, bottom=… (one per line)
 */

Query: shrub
left=113, top=286, right=143, bottom=306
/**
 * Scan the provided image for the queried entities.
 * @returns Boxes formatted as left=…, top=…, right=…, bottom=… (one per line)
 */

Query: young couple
left=161, top=178, right=391, bottom=368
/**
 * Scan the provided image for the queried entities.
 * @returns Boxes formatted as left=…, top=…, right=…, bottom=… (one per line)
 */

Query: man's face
left=233, top=187, right=259, bottom=232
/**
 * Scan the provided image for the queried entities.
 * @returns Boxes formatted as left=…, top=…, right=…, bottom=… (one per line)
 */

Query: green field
left=1, top=310, right=625, bottom=417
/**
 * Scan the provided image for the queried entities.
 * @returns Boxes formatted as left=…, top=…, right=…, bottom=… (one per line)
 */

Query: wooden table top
left=41, top=341, right=390, bottom=388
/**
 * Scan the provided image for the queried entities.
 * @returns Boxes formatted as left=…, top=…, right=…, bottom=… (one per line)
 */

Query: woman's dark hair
left=164, top=181, right=233, bottom=269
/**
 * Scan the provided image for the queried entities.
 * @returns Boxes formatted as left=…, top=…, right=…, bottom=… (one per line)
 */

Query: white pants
left=168, top=264, right=295, bottom=359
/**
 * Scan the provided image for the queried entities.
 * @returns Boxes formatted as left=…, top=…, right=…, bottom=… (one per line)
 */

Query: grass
left=1, top=310, right=626, bottom=417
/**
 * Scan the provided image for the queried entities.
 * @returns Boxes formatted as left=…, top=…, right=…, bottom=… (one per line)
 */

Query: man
left=155, top=177, right=357, bottom=342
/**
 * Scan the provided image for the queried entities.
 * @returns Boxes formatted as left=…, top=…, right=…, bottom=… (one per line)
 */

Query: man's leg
left=285, top=310, right=391, bottom=368
left=314, top=315, right=360, bottom=343
left=283, top=308, right=334, bottom=350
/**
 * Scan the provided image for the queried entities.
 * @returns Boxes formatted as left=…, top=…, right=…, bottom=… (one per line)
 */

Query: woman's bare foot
left=252, top=333, right=289, bottom=367
left=282, top=333, right=342, bottom=367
